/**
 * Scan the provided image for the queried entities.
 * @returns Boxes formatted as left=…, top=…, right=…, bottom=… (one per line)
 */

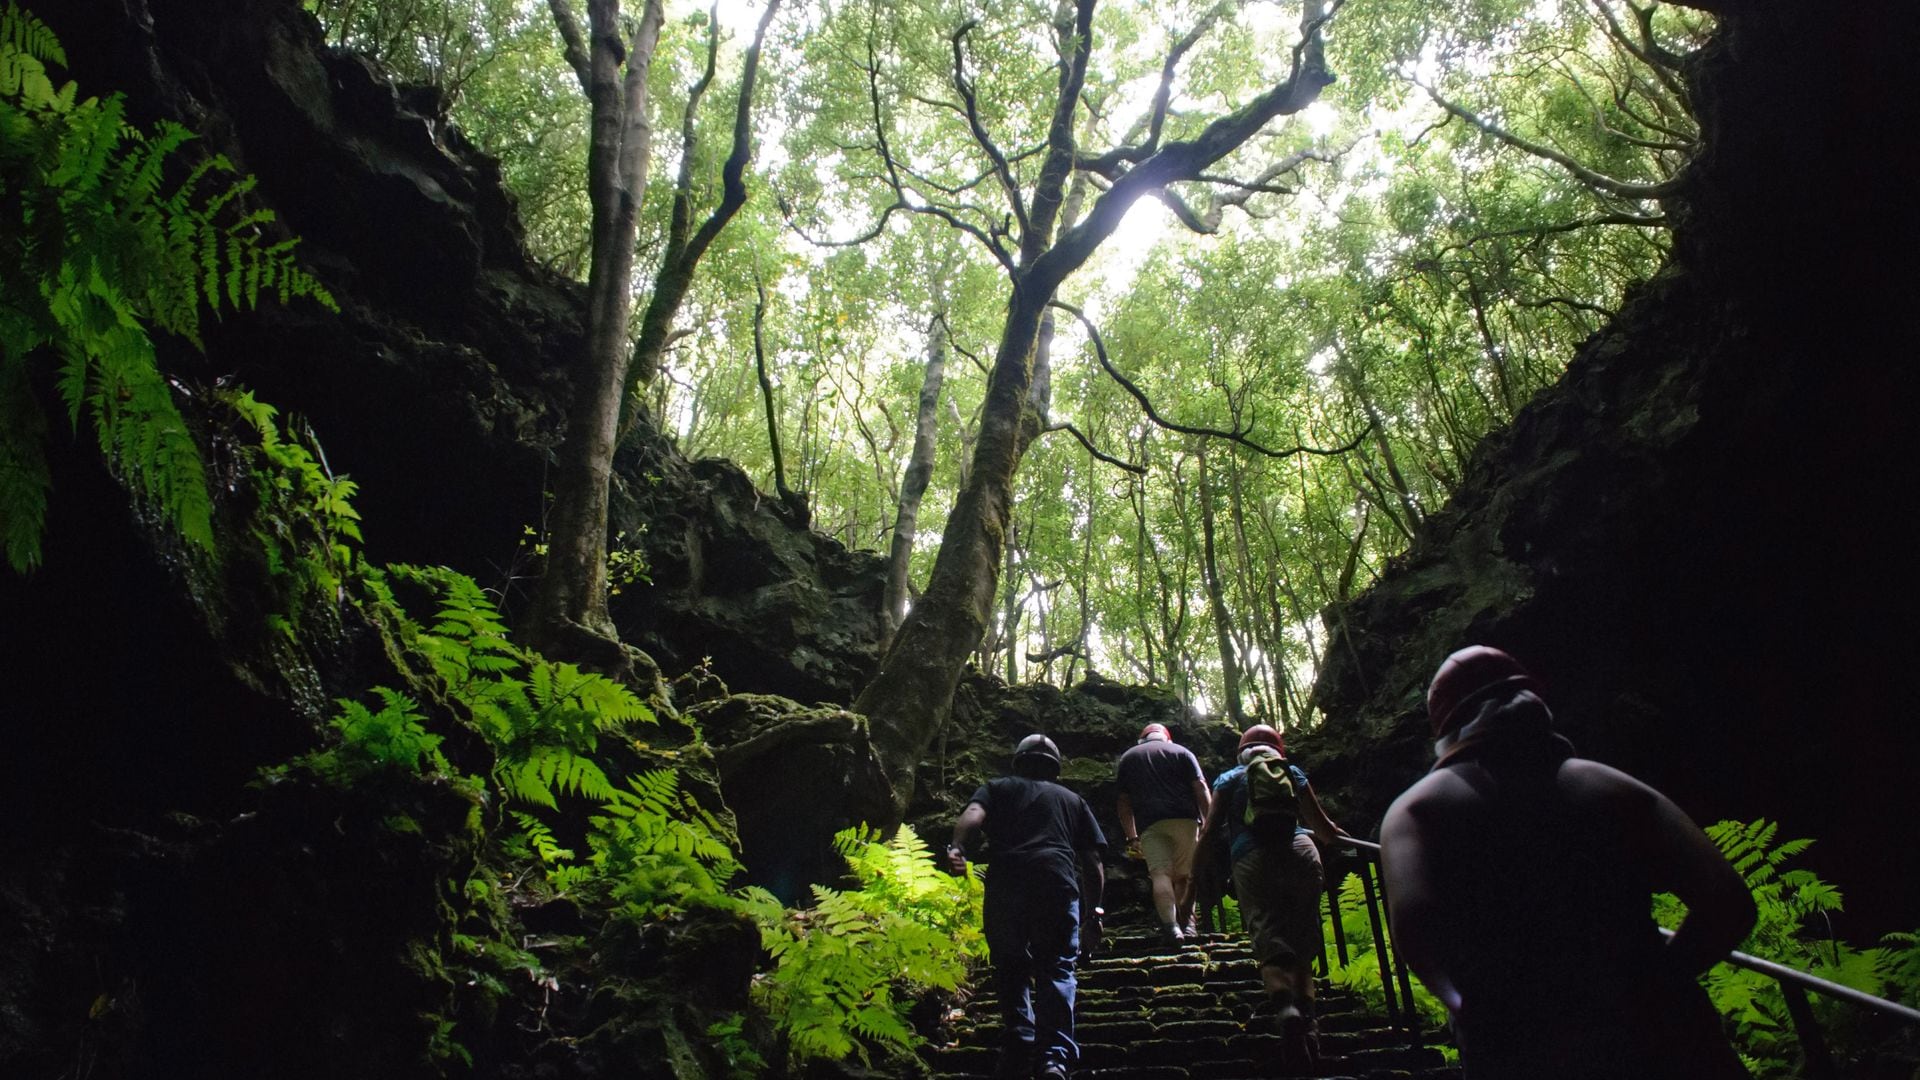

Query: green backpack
left=1242, top=755, right=1299, bottom=844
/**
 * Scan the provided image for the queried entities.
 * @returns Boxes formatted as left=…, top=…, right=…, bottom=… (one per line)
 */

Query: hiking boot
left=1246, top=994, right=1297, bottom=1032
left=1036, top=1061, right=1070, bottom=1080
left=1277, top=1004, right=1319, bottom=1071
left=1160, top=923, right=1186, bottom=946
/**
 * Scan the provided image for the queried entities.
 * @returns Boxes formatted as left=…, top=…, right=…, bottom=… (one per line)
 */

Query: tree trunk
left=526, top=0, right=664, bottom=659
left=751, top=275, right=805, bottom=521
left=852, top=0, right=1334, bottom=822
left=854, top=284, right=1051, bottom=814
left=882, top=299, right=949, bottom=643
left=1197, top=444, right=1246, bottom=726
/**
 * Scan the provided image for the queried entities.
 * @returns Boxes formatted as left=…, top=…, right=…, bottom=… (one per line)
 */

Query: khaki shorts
left=1138, top=816, right=1199, bottom=878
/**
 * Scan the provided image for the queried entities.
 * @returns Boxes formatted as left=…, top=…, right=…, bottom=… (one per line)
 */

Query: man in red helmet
left=1197, top=722, right=1348, bottom=1063
left=1115, top=722, right=1211, bottom=943
left=1380, top=645, right=1755, bottom=1080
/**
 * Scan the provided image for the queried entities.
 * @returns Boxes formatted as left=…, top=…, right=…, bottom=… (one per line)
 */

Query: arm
left=1190, top=774, right=1212, bottom=824
left=1378, top=792, right=1464, bottom=1014
left=1560, top=760, right=1756, bottom=977
left=1637, top=779, right=1756, bottom=976
left=1196, top=778, right=1224, bottom=844
left=1080, top=847, right=1106, bottom=911
left=947, top=801, right=987, bottom=875
left=1079, top=844, right=1107, bottom=958
left=1299, top=781, right=1350, bottom=848
left=1116, top=791, right=1140, bottom=850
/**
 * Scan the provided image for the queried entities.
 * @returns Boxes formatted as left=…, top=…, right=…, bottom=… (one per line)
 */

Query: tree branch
left=951, top=20, right=1031, bottom=240
left=624, top=0, right=781, bottom=395
left=1035, top=0, right=1343, bottom=296
left=1076, top=1, right=1232, bottom=176
left=1051, top=301, right=1371, bottom=459
left=1160, top=142, right=1354, bottom=234
left=1045, top=420, right=1147, bottom=474
left=545, top=0, right=591, bottom=93
left=1420, top=80, right=1683, bottom=201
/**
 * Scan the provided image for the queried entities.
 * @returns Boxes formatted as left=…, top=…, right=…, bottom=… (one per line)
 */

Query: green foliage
left=297, top=687, right=449, bottom=783
left=743, top=827, right=984, bottom=1064
left=704, top=1012, right=768, bottom=1079
left=1655, top=820, right=1920, bottom=1077
left=376, top=563, right=650, bottom=807
left=1320, top=871, right=1451, bottom=1031
left=0, top=3, right=333, bottom=573
left=589, top=770, right=740, bottom=920
left=222, top=388, right=363, bottom=639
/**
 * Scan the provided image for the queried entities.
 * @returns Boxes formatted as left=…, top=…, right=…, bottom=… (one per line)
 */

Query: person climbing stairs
left=923, top=925, right=1458, bottom=1079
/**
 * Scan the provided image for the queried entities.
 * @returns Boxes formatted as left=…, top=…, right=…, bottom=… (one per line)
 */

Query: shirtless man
left=1380, top=645, right=1755, bottom=1080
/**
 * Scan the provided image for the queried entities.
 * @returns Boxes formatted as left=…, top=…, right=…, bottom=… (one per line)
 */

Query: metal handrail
left=1319, top=837, right=1422, bottom=1046
left=1319, top=837, right=1920, bottom=1077
left=1656, top=927, right=1920, bottom=1080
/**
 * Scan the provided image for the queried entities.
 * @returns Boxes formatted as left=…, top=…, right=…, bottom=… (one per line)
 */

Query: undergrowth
left=1, top=1, right=334, bottom=573
left=741, top=827, right=985, bottom=1065
left=1655, top=819, right=1920, bottom=1078
left=5, top=9, right=982, bottom=1072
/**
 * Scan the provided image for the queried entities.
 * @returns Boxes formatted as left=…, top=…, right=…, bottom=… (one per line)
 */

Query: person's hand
left=1080, top=906, right=1104, bottom=963
left=945, top=843, right=967, bottom=876
left=1125, top=835, right=1142, bottom=859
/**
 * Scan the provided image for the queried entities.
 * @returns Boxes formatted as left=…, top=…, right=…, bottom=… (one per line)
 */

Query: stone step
left=927, top=927, right=1458, bottom=1080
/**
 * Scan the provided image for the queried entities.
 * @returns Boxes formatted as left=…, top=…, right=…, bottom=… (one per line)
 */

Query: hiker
left=1197, top=723, right=1348, bottom=1061
left=1115, top=722, right=1211, bottom=943
left=948, top=734, right=1108, bottom=1080
left=1379, top=645, right=1756, bottom=1080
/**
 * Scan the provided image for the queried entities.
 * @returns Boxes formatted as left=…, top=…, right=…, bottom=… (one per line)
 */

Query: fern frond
left=509, top=811, right=576, bottom=864
left=0, top=3, right=64, bottom=67
left=498, top=745, right=615, bottom=808
left=0, top=353, right=50, bottom=571
left=0, top=3, right=64, bottom=104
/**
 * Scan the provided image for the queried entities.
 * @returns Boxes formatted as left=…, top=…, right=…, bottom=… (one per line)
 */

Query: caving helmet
left=1137, top=723, right=1171, bottom=744
left=1012, top=733, right=1063, bottom=779
left=1426, top=645, right=1542, bottom=739
left=1236, top=723, right=1284, bottom=765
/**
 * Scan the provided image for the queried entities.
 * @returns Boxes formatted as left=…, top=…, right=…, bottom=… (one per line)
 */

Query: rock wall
left=5, top=0, right=883, bottom=1072
left=43, top=0, right=885, bottom=709
left=1298, top=0, right=1920, bottom=936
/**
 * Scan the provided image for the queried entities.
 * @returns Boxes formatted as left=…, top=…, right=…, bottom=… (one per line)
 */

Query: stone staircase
left=923, top=926, right=1459, bottom=1080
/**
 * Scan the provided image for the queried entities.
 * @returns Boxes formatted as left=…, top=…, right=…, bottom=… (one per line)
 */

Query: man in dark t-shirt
left=948, top=734, right=1107, bottom=1080
left=1115, top=723, right=1210, bottom=941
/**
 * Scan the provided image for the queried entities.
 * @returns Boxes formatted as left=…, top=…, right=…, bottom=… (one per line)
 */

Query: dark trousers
left=983, top=868, right=1082, bottom=1070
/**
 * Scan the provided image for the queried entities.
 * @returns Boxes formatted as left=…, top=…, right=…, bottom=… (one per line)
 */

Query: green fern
left=1320, top=870, right=1450, bottom=1030
left=509, top=811, right=576, bottom=864
left=297, top=686, right=447, bottom=782
left=220, top=389, right=362, bottom=642
left=0, top=4, right=335, bottom=572
left=377, top=564, right=655, bottom=809
left=747, top=827, right=983, bottom=1064
left=1654, top=819, right=1912, bottom=1077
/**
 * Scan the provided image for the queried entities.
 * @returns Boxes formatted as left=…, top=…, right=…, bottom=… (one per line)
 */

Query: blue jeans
left=983, top=868, right=1082, bottom=1071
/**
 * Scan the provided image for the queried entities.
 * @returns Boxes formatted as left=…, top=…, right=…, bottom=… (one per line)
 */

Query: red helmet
left=1237, top=723, right=1284, bottom=755
left=1137, top=723, right=1170, bottom=743
left=1427, top=645, right=1541, bottom=738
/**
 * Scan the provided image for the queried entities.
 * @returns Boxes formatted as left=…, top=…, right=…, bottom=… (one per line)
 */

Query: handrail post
left=1356, top=861, right=1403, bottom=1026
left=1368, top=856, right=1422, bottom=1047
left=1780, top=982, right=1836, bottom=1080
left=1326, top=850, right=1350, bottom=967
